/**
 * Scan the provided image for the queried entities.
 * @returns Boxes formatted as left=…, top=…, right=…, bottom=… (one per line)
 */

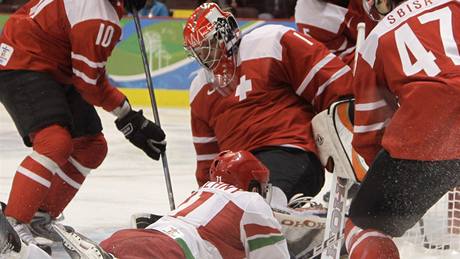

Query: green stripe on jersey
left=175, top=238, right=195, bottom=259
left=248, top=235, right=285, bottom=251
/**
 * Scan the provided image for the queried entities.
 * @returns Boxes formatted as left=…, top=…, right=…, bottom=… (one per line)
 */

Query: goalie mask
left=210, top=150, right=270, bottom=197
left=183, top=3, right=241, bottom=95
left=363, top=0, right=399, bottom=21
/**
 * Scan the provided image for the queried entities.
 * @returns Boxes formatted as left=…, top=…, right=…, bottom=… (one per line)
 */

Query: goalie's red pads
left=344, top=219, right=399, bottom=259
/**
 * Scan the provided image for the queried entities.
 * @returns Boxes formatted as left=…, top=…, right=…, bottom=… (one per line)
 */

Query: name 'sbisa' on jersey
left=387, top=0, right=435, bottom=23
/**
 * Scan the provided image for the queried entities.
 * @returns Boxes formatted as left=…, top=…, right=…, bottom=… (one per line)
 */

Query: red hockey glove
left=115, top=110, right=166, bottom=160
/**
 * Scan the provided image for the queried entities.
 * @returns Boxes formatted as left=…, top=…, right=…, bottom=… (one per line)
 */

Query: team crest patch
left=0, top=43, right=14, bottom=66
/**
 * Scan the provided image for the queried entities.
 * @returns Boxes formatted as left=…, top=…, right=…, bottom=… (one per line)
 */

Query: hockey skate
left=28, top=211, right=74, bottom=243
left=52, top=224, right=115, bottom=259
left=0, top=208, right=21, bottom=257
left=0, top=202, right=52, bottom=255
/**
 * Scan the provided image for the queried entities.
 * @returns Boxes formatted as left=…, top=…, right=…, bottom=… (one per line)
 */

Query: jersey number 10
left=96, top=24, right=115, bottom=48
left=395, top=7, right=460, bottom=77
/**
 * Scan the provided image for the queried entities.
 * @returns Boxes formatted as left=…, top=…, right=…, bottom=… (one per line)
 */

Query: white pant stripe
left=29, top=151, right=58, bottom=175
left=69, top=157, right=91, bottom=176
left=196, top=153, right=218, bottom=161
left=17, top=166, right=51, bottom=188
left=349, top=231, right=389, bottom=257
left=55, top=168, right=81, bottom=190
left=345, top=225, right=362, bottom=252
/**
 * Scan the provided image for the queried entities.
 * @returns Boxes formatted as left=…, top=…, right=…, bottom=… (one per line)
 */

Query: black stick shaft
left=132, top=9, right=175, bottom=210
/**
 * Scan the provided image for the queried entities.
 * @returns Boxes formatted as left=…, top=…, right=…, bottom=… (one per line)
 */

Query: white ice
left=0, top=105, right=458, bottom=258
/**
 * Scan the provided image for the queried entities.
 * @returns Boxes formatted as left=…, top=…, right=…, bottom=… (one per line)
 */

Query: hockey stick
left=296, top=230, right=344, bottom=259
left=353, top=23, right=366, bottom=75
left=131, top=8, right=176, bottom=210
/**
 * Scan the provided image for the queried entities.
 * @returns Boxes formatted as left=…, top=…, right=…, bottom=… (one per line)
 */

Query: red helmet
left=183, top=3, right=241, bottom=93
left=363, top=0, right=400, bottom=21
left=210, top=150, right=269, bottom=195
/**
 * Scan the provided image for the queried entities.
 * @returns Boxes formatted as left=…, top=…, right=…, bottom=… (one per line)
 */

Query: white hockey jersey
left=148, top=181, right=290, bottom=259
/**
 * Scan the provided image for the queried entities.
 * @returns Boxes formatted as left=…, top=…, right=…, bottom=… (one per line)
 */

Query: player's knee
left=32, top=124, right=73, bottom=166
left=72, top=133, right=108, bottom=169
left=345, top=219, right=399, bottom=259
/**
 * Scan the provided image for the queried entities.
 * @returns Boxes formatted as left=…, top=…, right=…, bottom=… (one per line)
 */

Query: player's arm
left=241, top=196, right=290, bottom=259
left=70, top=20, right=166, bottom=160
left=191, top=111, right=220, bottom=186
left=279, top=30, right=353, bottom=112
left=295, top=0, right=349, bottom=52
left=351, top=53, right=397, bottom=165
left=69, top=20, right=125, bottom=112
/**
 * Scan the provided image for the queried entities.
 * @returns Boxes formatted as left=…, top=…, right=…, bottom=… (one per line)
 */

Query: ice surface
left=0, top=105, right=458, bottom=258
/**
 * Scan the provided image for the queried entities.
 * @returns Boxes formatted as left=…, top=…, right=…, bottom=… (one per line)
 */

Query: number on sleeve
left=95, top=24, right=115, bottom=48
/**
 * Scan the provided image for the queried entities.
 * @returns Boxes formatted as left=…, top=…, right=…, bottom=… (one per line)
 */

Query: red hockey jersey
left=0, top=0, right=125, bottom=112
left=352, top=0, right=460, bottom=164
left=190, top=25, right=353, bottom=185
left=295, top=0, right=377, bottom=65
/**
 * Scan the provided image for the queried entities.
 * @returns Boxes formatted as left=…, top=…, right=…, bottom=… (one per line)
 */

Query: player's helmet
left=183, top=3, right=241, bottom=94
left=210, top=150, right=270, bottom=196
left=363, top=0, right=397, bottom=21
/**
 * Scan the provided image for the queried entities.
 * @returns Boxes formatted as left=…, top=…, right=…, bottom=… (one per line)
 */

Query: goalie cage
left=395, top=187, right=460, bottom=256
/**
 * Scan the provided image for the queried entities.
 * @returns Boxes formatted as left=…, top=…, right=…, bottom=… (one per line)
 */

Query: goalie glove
left=115, top=110, right=166, bottom=160
left=52, top=224, right=115, bottom=259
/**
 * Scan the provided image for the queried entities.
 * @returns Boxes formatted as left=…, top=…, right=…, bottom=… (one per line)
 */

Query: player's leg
left=100, top=229, right=185, bottom=259
left=0, top=70, right=74, bottom=249
left=345, top=149, right=460, bottom=259
left=32, top=86, right=107, bottom=241
left=252, top=147, right=325, bottom=200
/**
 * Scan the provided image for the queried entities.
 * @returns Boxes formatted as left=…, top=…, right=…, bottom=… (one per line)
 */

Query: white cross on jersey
left=235, top=75, right=252, bottom=101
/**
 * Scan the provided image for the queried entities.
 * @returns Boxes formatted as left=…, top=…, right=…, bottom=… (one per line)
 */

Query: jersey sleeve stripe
left=296, top=53, right=335, bottom=96
left=314, top=65, right=351, bottom=98
left=247, top=235, right=285, bottom=252
left=353, top=119, right=389, bottom=133
left=244, top=224, right=281, bottom=238
left=355, top=100, right=387, bottom=111
left=338, top=45, right=355, bottom=58
left=55, top=167, right=82, bottom=189
left=193, top=136, right=217, bottom=143
left=71, top=52, right=107, bottom=68
left=29, top=0, right=54, bottom=19
left=196, top=153, right=219, bottom=161
left=17, top=166, right=51, bottom=188
left=72, top=68, right=97, bottom=85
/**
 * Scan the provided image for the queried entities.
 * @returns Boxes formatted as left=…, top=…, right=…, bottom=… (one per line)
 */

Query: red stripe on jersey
left=197, top=201, right=245, bottom=259
left=173, top=191, right=214, bottom=218
left=244, top=224, right=281, bottom=238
